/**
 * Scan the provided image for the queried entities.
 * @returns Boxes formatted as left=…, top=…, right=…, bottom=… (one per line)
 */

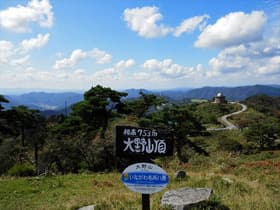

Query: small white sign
left=121, top=162, right=169, bottom=194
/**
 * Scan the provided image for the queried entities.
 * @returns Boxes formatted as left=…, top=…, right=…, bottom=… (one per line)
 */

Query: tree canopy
left=245, top=94, right=280, bottom=117
left=0, top=95, right=9, bottom=111
left=1, top=89, right=279, bottom=176
left=139, top=105, right=206, bottom=161
left=245, top=117, right=280, bottom=149
left=124, top=91, right=166, bottom=118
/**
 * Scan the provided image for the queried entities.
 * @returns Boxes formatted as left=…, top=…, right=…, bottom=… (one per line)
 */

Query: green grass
left=0, top=173, right=134, bottom=210
left=1, top=150, right=280, bottom=210
left=191, top=99, right=209, bottom=103
left=194, top=102, right=241, bottom=126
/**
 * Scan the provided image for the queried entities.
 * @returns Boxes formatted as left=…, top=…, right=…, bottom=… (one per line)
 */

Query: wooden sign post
left=116, top=126, right=173, bottom=210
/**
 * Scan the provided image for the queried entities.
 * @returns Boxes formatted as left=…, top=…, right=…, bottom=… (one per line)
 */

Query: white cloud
left=0, top=40, right=14, bottom=64
left=0, top=34, right=50, bottom=67
left=0, top=0, right=54, bottom=33
left=256, top=55, right=280, bottom=75
left=74, top=69, right=86, bottom=75
left=132, top=72, right=150, bottom=80
left=123, top=6, right=172, bottom=38
left=115, top=59, right=135, bottom=69
left=195, top=11, right=267, bottom=48
left=88, top=48, right=112, bottom=64
left=202, top=18, right=280, bottom=79
left=142, top=59, right=201, bottom=78
left=174, top=15, right=209, bottom=37
left=207, top=39, right=280, bottom=77
left=20, top=33, right=50, bottom=53
left=209, top=45, right=252, bottom=73
left=54, top=48, right=112, bottom=69
left=54, top=49, right=87, bottom=69
left=93, top=59, right=136, bottom=81
left=123, top=6, right=210, bottom=38
left=13, top=59, right=134, bottom=90
left=10, top=55, right=30, bottom=66
left=270, top=56, right=280, bottom=65
left=93, top=68, right=119, bottom=79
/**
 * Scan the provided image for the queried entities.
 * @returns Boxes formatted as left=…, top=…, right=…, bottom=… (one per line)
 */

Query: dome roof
left=216, top=92, right=224, bottom=97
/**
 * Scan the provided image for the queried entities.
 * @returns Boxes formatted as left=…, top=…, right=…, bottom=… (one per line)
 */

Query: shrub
left=189, top=154, right=208, bottom=165
left=180, top=146, right=197, bottom=162
left=0, top=138, right=18, bottom=175
left=217, top=139, right=242, bottom=153
left=7, top=164, right=35, bottom=177
left=241, top=142, right=258, bottom=155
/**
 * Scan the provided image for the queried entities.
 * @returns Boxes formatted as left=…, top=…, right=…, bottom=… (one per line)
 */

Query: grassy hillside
left=193, top=102, right=240, bottom=128
left=1, top=87, right=280, bottom=210
left=1, top=149, right=279, bottom=210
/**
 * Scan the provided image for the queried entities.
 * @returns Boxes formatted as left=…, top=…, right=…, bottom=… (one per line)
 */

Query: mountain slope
left=184, top=85, right=280, bottom=100
left=2, top=85, right=280, bottom=112
left=4, top=92, right=83, bottom=110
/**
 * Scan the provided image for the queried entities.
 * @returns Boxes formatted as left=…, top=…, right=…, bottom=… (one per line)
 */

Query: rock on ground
left=174, top=170, right=187, bottom=179
left=77, top=205, right=96, bottom=210
left=161, top=187, right=212, bottom=210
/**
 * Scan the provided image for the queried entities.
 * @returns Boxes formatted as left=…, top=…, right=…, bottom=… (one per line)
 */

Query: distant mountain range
left=4, top=92, right=83, bottom=111
left=1, top=85, right=280, bottom=114
left=183, top=85, right=280, bottom=101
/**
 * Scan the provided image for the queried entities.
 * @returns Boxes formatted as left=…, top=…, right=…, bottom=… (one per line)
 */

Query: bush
left=0, top=138, right=18, bottom=175
left=241, top=142, right=258, bottom=154
left=217, top=139, right=243, bottom=153
left=189, top=154, right=210, bottom=167
left=180, top=146, right=197, bottom=162
left=7, top=164, right=35, bottom=177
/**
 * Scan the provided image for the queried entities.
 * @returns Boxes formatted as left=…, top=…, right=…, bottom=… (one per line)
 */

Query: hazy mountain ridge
left=2, top=85, right=280, bottom=112
left=4, top=92, right=83, bottom=111
left=185, top=85, right=280, bottom=100
left=123, top=89, right=151, bottom=99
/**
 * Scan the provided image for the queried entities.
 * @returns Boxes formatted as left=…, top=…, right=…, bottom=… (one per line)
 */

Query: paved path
left=207, top=103, right=247, bottom=131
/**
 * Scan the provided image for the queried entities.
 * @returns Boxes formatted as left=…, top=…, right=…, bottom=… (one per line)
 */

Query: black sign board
left=116, top=126, right=173, bottom=157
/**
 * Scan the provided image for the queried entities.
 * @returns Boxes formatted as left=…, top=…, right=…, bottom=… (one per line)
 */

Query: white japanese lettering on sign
left=136, top=163, right=153, bottom=170
left=122, top=128, right=166, bottom=154
left=123, top=128, right=158, bottom=137
left=116, top=126, right=173, bottom=157
left=121, top=162, right=169, bottom=194
left=123, top=137, right=166, bottom=154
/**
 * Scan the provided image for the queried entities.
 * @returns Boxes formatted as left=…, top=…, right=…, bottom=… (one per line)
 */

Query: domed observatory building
left=214, top=92, right=227, bottom=104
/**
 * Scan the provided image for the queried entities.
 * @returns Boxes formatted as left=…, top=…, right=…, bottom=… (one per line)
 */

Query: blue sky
left=0, top=0, right=279, bottom=90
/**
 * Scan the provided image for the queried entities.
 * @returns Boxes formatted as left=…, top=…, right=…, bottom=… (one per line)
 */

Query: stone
left=161, top=187, right=212, bottom=210
left=77, top=205, right=96, bottom=210
left=174, top=170, right=187, bottom=180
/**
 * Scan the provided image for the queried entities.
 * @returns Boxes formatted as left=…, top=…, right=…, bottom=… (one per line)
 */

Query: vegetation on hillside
left=244, top=94, right=280, bottom=117
left=1, top=86, right=280, bottom=209
left=1, top=150, right=279, bottom=210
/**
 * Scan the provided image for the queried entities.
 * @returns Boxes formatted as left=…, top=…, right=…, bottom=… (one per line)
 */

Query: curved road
left=207, top=103, right=247, bottom=131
